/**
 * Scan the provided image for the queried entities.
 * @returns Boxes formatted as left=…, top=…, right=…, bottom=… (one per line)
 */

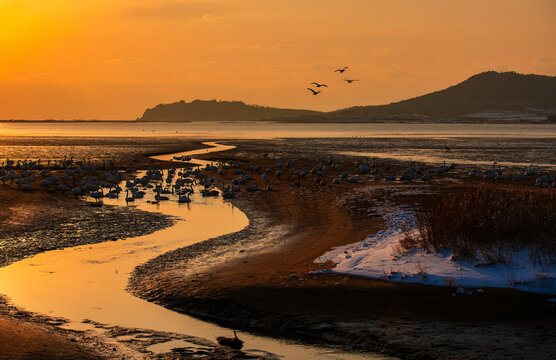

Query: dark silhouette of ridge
left=330, top=71, right=556, bottom=119
left=138, top=99, right=321, bottom=122
left=137, top=72, right=556, bottom=122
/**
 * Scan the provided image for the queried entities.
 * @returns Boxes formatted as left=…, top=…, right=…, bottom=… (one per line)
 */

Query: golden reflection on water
left=0, top=178, right=247, bottom=338
left=152, top=141, right=236, bottom=162
left=0, top=143, right=383, bottom=359
left=1, top=122, right=556, bottom=138
left=0, top=143, right=246, bottom=338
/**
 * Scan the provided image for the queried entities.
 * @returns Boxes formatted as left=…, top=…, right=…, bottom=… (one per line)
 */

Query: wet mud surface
left=1, top=294, right=268, bottom=360
left=0, top=136, right=204, bottom=170
left=0, top=139, right=274, bottom=360
left=1, top=136, right=555, bottom=359
left=0, top=296, right=110, bottom=360
left=0, top=189, right=176, bottom=268
left=129, top=138, right=556, bottom=360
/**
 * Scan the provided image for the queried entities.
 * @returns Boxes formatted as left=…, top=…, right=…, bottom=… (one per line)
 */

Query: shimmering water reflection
left=0, top=143, right=387, bottom=360
left=1, top=121, right=555, bottom=138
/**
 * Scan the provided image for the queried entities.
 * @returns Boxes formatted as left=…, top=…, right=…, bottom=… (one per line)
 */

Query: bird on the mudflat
left=343, top=79, right=359, bottom=84
left=335, top=66, right=348, bottom=73
left=310, top=82, right=328, bottom=88
left=307, top=88, right=321, bottom=95
left=217, top=330, right=244, bottom=350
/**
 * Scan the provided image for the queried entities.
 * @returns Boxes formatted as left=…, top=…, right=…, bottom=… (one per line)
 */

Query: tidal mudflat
left=0, top=133, right=555, bottom=359
left=1, top=138, right=391, bottom=360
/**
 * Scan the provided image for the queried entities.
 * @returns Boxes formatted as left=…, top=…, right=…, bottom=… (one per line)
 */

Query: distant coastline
left=1, top=118, right=555, bottom=124
left=134, top=71, right=555, bottom=124
left=0, top=119, right=132, bottom=123
left=3, top=71, right=556, bottom=125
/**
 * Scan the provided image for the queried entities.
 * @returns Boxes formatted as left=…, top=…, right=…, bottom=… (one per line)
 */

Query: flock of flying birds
left=306, top=66, right=359, bottom=95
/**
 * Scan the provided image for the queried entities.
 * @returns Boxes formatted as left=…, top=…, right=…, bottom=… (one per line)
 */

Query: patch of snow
left=315, top=202, right=556, bottom=295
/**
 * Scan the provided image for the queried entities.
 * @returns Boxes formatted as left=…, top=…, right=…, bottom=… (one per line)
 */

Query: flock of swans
left=0, top=153, right=554, bottom=205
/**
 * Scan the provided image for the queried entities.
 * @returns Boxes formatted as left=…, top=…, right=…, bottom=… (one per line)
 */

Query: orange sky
left=1, top=0, right=555, bottom=119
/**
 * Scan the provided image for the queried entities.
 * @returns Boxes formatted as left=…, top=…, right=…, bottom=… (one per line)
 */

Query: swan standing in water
left=178, top=193, right=191, bottom=203
left=125, top=189, right=135, bottom=203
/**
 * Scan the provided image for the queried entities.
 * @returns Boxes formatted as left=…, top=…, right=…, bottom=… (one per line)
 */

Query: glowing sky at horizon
left=1, top=0, right=555, bottom=119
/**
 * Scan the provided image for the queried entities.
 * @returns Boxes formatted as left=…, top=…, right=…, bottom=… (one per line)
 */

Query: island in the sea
left=137, top=71, right=556, bottom=123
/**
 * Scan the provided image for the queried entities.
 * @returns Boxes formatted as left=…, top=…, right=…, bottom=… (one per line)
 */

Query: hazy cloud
left=537, top=57, right=555, bottom=64
left=10, top=70, right=48, bottom=76
left=201, top=13, right=223, bottom=21
left=534, top=57, right=556, bottom=74
left=123, top=1, right=235, bottom=21
left=271, top=44, right=302, bottom=51
left=220, top=43, right=303, bottom=52
left=105, top=57, right=139, bottom=64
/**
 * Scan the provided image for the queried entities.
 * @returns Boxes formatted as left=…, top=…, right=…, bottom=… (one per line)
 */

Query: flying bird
left=343, top=79, right=360, bottom=83
left=335, top=67, right=348, bottom=73
left=307, top=88, right=321, bottom=95
left=310, top=82, right=328, bottom=88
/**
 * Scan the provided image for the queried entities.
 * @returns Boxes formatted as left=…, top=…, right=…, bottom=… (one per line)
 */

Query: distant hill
left=329, top=71, right=556, bottom=120
left=137, top=99, right=322, bottom=122
left=137, top=72, right=556, bottom=122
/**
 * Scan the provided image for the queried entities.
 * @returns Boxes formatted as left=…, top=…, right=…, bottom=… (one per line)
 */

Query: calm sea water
left=1, top=121, right=556, bottom=138
left=1, top=122, right=555, bottom=171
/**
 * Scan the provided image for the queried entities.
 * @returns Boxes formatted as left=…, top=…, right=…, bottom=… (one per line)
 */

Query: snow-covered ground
left=315, top=187, right=556, bottom=295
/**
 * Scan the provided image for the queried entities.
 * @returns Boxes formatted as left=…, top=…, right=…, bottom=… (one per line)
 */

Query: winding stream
left=0, top=142, right=385, bottom=359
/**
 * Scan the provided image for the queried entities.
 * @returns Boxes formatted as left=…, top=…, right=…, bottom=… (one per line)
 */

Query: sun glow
left=0, top=0, right=555, bottom=119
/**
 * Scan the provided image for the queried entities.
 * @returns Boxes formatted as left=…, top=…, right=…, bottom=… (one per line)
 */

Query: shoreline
left=0, top=188, right=176, bottom=268
left=129, top=139, right=556, bottom=359
left=1, top=137, right=555, bottom=359
left=0, top=137, right=204, bottom=267
left=2, top=139, right=327, bottom=360
left=0, top=139, right=202, bottom=360
left=2, top=119, right=556, bottom=125
left=0, top=185, right=179, bottom=359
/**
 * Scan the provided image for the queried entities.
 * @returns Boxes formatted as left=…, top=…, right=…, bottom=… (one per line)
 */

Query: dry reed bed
left=403, top=186, right=556, bottom=266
